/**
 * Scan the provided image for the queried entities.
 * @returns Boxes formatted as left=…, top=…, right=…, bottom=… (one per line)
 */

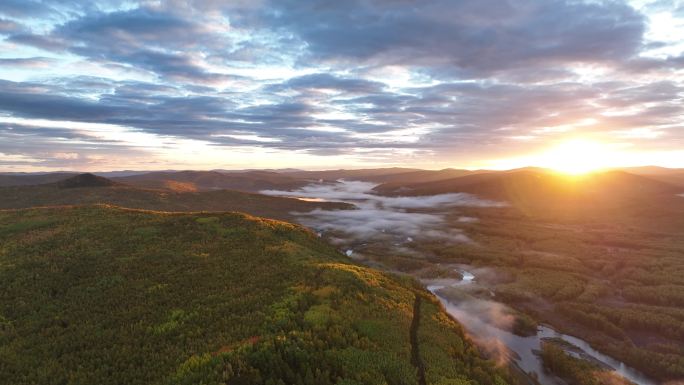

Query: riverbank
left=426, top=267, right=657, bottom=385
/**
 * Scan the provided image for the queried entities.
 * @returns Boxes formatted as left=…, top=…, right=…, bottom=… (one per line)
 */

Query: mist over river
left=263, top=180, right=659, bottom=385
left=427, top=269, right=657, bottom=385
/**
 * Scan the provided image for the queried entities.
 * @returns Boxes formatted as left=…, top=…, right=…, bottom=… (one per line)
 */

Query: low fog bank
left=425, top=267, right=523, bottom=369
left=262, top=180, right=506, bottom=208
left=426, top=266, right=518, bottom=334
left=262, top=180, right=506, bottom=258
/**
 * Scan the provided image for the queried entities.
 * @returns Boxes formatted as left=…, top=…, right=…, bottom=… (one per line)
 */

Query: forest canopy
left=0, top=205, right=511, bottom=385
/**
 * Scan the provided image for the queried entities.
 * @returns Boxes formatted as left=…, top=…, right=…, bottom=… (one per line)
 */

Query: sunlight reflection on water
left=428, top=270, right=657, bottom=385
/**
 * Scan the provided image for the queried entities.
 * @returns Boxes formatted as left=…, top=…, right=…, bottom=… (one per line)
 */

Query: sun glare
left=540, top=139, right=607, bottom=175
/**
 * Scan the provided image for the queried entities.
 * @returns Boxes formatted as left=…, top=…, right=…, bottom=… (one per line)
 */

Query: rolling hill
left=114, top=170, right=311, bottom=192
left=375, top=169, right=680, bottom=199
left=368, top=168, right=484, bottom=187
left=374, top=169, right=684, bottom=220
left=614, top=167, right=684, bottom=187
left=0, top=174, right=351, bottom=221
left=0, top=170, right=312, bottom=192
left=281, top=168, right=423, bottom=182
left=102, top=167, right=486, bottom=193
left=57, top=173, right=120, bottom=188
left=0, top=205, right=511, bottom=385
left=0, top=172, right=78, bottom=187
left=624, top=168, right=684, bottom=187
left=650, top=172, right=684, bottom=187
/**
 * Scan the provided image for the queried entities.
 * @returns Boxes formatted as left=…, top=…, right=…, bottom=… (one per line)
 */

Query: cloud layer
left=0, top=0, right=683, bottom=170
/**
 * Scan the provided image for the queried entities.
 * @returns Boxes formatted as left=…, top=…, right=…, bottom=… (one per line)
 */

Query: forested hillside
left=114, top=170, right=311, bottom=192
left=0, top=205, right=510, bottom=385
left=0, top=174, right=351, bottom=222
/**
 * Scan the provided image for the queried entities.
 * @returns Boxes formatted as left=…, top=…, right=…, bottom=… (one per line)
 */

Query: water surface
left=427, top=270, right=657, bottom=385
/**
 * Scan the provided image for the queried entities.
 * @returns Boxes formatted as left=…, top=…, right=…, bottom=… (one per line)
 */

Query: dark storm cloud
left=623, top=54, right=684, bottom=73
left=0, top=80, right=380, bottom=150
left=7, top=33, right=70, bottom=51
left=54, top=6, right=229, bottom=54
left=336, top=81, right=597, bottom=140
left=9, top=6, right=235, bottom=85
left=0, top=80, right=127, bottom=120
left=0, top=78, right=234, bottom=127
left=0, top=18, right=22, bottom=34
left=259, top=0, right=645, bottom=77
left=0, top=0, right=52, bottom=18
left=270, top=73, right=386, bottom=94
left=92, top=50, right=239, bottom=85
left=7, top=0, right=647, bottom=82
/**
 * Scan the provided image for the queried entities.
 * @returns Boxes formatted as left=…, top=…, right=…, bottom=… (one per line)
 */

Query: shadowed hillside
left=622, top=167, right=684, bottom=187
left=0, top=172, right=78, bottom=187
left=364, top=168, right=480, bottom=184
left=374, top=169, right=684, bottom=220
left=57, top=173, right=119, bottom=188
left=0, top=205, right=512, bottom=385
left=376, top=169, right=679, bottom=198
left=0, top=174, right=351, bottom=222
left=115, top=170, right=311, bottom=192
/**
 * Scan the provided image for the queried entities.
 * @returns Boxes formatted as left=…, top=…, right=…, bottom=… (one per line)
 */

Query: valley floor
left=269, top=179, right=684, bottom=385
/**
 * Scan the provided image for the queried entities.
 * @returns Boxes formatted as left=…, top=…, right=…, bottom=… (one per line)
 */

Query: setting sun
left=488, top=139, right=621, bottom=174
left=540, top=139, right=608, bottom=175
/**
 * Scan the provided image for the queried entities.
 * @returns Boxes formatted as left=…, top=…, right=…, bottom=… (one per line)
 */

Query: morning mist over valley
left=1, top=1, right=684, bottom=385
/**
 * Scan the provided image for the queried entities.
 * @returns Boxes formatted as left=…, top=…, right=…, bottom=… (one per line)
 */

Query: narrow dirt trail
left=410, top=295, right=427, bottom=385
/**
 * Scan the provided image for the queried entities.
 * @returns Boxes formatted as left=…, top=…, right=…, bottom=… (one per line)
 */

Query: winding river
left=264, top=181, right=660, bottom=385
left=426, top=269, right=657, bottom=385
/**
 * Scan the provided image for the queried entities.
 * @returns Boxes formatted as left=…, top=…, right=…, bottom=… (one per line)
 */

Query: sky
left=0, top=0, right=683, bottom=172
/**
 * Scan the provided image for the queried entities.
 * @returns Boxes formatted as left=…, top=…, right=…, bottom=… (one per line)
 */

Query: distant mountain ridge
left=0, top=173, right=351, bottom=221
left=0, top=172, right=79, bottom=187
left=374, top=169, right=681, bottom=198
left=3, top=166, right=683, bottom=188
left=114, top=170, right=310, bottom=192
left=280, top=167, right=423, bottom=181
left=373, top=169, right=684, bottom=220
